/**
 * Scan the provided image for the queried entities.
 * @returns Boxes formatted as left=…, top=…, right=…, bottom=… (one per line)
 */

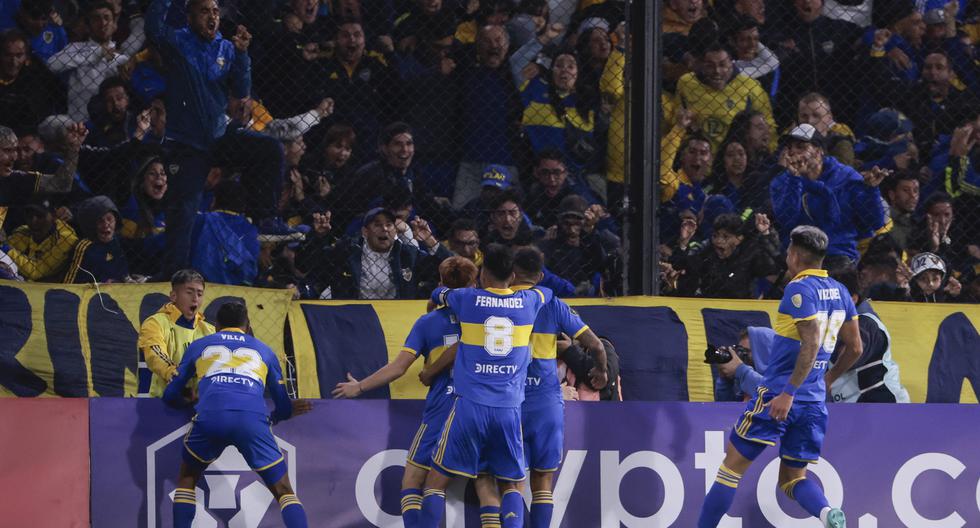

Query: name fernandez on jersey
left=475, top=296, right=525, bottom=308
left=433, top=285, right=553, bottom=407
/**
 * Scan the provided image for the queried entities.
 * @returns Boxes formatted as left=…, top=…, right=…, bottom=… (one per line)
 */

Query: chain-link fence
left=656, top=0, right=980, bottom=303
left=0, top=0, right=630, bottom=300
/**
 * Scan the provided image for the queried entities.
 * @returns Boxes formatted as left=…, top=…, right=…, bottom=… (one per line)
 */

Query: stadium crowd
left=0, top=0, right=976, bottom=304
left=658, top=0, right=980, bottom=303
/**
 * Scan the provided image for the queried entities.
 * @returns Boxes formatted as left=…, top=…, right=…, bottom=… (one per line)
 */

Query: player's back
left=766, top=270, right=857, bottom=401
left=519, top=290, right=589, bottom=407
left=404, top=307, right=459, bottom=413
left=182, top=330, right=282, bottom=416
left=437, top=286, right=553, bottom=407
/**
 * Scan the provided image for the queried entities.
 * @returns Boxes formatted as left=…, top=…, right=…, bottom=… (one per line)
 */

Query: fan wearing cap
left=853, top=108, right=919, bottom=174
left=538, top=194, right=606, bottom=294
left=458, top=164, right=520, bottom=234
left=4, top=197, right=79, bottom=281
left=63, top=195, right=130, bottom=284
left=296, top=206, right=452, bottom=300
left=907, top=251, right=961, bottom=302
left=771, top=123, right=889, bottom=266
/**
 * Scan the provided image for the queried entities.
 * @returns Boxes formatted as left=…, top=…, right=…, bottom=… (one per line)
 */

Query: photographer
left=710, top=327, right=772, bottom=402
left=712, top=268, right=910, bottom=403
left=559, top=334, right=621, bottom=401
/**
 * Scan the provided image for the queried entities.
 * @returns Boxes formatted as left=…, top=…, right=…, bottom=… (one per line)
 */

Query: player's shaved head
left=216, top=302, right=249, bottom=330
left=482, top=243, right=514, bottom=283
left=439, top=256, right=479, bottom=288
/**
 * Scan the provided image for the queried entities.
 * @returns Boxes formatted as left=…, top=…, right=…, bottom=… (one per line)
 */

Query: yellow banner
left=290, top=297, right=980, bottom=403
left=0, top=280, right=293, bottom=397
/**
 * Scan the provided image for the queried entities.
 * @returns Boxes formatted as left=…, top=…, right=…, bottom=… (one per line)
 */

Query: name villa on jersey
left=475, top=296, right=525, bottom=308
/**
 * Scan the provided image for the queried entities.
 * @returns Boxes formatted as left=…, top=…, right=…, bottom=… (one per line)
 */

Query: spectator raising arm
left=38, top=123, right=87, bottom=193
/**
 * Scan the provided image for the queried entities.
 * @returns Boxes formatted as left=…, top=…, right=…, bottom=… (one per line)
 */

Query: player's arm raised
left=419, top=342, right=458, bottom=387
left=825, top=318, right=862, bottom=390
left=576, top=329, right=608, bottom=390
left=769, top=317, right=821, bottom=421
left=333, top=350, right=417, bottom=398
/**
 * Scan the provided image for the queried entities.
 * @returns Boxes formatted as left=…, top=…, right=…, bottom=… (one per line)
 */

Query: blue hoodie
left=771, top=156, right=886, bottom=260
left=146, top=0, right=251, bottom=151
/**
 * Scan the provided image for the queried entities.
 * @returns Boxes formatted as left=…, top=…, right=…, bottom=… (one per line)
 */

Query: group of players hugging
left=159, top=224, right=856, bottom=528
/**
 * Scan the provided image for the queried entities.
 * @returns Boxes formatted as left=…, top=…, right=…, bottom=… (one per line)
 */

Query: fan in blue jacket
left=770, top=124, right=887, bottom=263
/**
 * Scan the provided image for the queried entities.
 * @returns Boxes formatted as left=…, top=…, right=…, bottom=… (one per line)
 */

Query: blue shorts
left=432, top=397, right=526, bottom=482
left=407, top=405, right=452, bottom=470
left=183, top=410, right=286, bottom=485
left=732, top=387, right=828, bottom=467
left=521, top=400, right=563, bottom=472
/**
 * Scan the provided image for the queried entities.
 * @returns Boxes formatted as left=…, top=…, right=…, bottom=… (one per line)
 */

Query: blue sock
left=401, top=488, right=423, bottom=527
left=697, top=465, right=742, bottom=528
left=530, top=490, right=554, bottom=528
left=480, top=505, right=501, bottom=527
left=785, top=478, right=830, bottom=518
left=418, top=488, right=446, bottom=528
left=172, top=488, right=196, bottom=528
left=278, top=494, right=308, bottom=528
left=501, top=489, right=525, bottom=528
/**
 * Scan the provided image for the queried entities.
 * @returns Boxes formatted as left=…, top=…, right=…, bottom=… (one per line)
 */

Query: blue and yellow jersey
left=519, top=77, right=595, bottom=172
left=433, top=285, right=553, bottom=407
left=163, top=329, right=292, bottom=422
left=403, top=307, right=459, bottom=414
left=512, top=285, right=588, bottom=407
left=765, top=270, right=858, bottom=402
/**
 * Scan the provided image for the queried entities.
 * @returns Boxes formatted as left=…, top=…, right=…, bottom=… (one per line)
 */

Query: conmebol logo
left=146, top=423, right=296, bottom=528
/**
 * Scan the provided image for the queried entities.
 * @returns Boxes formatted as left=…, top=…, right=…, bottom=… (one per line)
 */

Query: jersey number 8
left=815, top=310, right=847, bottom=351
left=201, top=345, right=264, bottom=382
left=484, top=316, right=515, bottom=357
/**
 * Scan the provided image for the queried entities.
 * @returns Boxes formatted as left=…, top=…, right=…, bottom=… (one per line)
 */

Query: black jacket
left=297, top=235, right=452, bottom=299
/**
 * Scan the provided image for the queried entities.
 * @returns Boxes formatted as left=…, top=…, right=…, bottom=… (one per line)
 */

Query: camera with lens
left=704, top=344, right=753, bottom=366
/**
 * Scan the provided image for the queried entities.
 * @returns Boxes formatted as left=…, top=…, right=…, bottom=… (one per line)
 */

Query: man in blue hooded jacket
left=146, top=0, right=252, bottom=275
left=770, top=124, right=888, bottom=267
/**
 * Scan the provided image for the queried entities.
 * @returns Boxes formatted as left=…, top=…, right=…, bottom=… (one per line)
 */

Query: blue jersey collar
left=484, top=287, right=515, bottom=295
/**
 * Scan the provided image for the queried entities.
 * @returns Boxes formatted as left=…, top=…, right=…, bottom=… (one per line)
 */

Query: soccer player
left=417, top=244, right=553, bottom=528
left=697, top=226, right=863, bottom=528
left=425, top=247, right=611, bottom=527
left=162, top=302, right=312, bottom=528
left=511, top=247, right=609, bottom=527
left=331, top=256, right=501, bottom=527
left=139, top=269, right=215, bottom=397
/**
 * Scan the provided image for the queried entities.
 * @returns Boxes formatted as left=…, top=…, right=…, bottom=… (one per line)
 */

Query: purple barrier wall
left=90, top=399, right=980, bottom=527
